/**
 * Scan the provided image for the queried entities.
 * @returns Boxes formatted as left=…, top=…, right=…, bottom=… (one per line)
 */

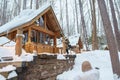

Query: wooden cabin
left=0, top=5, right=64, bottom=54
left=71, top=37, right=83, bottom=53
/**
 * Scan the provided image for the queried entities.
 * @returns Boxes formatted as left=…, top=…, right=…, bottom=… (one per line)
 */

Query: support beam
left=53, top=36, right=57, bottom=53
left=28, top=27, right=31, bottom=42
left=44, top=14, right=47, bottom=30
left=15, top=29, right=23, bottom=56
left=32, top=25, right=55, bottom=36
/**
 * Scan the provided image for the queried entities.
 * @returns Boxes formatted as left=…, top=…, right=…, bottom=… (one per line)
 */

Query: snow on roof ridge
left=0, top=4, right=51, bottom=34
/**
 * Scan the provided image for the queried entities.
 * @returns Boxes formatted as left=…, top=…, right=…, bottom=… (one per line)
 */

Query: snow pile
left=74, top=69, right=99, bottom=80
left=7, top=71, right=17, bottom=79
left=0, top=65, right=16, bottom=72
left=0, top=37, right=34, bottom=62
left=57, top=38, right=63, bottom=47
left=0, top=37, right=15, bottom=46
left=0, top=74, right=6, bottom=80
left=57, top=50, right=117, bottom=80
left=0, top=46, right=34, bottom=62
left=20, top=53, right=34, bottom=62
left=57, top=54, right=66, bottom=60
left=0, top=46, right=15, bottom=58
left=113, top=74, right=120, bottom=80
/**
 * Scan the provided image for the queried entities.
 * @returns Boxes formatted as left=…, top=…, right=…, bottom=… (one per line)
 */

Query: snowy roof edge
left=0, top=4, right=51, bottom=35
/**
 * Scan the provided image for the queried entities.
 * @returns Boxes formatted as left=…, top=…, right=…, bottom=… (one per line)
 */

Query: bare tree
left=30, top=0, right=33, bottom=9
left=1, top=0, right=7, bottom=25
left=97, top=0, right=120, bottom=76
left=23, top=0, right=27, bottom=10
left=36, top=0, right=39, bottom=9
left=79, top=0, right=89, bottom=50
left=90, top=0, right=98, bottom=50
left=60, top=0, right=63, bottom=30
left=109, top=0, right=120, bottom=51
left=66, top=0, right=70, bottom=36
left=74, top=0, right=79, bottom=34
left=114, top=0, right=120, bottom=30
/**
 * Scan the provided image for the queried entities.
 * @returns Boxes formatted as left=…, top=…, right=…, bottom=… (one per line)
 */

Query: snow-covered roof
left=0, top=37, right=15, bottom=46
left=68, top=34, right=80, bottom=46
left=0, top=4, right=51, bottom=34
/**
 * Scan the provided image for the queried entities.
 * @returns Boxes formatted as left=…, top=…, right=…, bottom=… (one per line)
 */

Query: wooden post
left=53, top=36, right=57, bottom=53
left=28, top=27, right=31, bottom=42
left=62, top=37, right=66, bottom=54
left=44, top=14, right=47, bottom=30
left=15, top=29, right=23, bottom=56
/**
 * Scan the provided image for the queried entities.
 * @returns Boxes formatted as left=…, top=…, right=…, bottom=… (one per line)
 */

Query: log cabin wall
left=7, top=31, right=17, bottom=40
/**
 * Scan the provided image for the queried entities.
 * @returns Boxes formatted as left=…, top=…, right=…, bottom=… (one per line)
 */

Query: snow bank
left=76, top=69, right=99, bottom=80
left=0, top=74, right=6, bottom=80
left=7, top=71, right=17, bottom=79
left=57, top=54, right=66, bottom=60
left=57, top=50, right=116, bottom=80
left=0, top=65, right=16, bottom=72
left=0, top=46, right=34, bottom=62
left=0, top=37, right=15, bottom=46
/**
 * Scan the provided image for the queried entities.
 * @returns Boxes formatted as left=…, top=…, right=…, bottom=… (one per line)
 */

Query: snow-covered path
left=57, top=50, right=117, bottom=80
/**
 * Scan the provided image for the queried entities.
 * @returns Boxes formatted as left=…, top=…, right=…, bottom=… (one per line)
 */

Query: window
left=31, top=30, right=37, bottom=42
left=23, top=31, right=28, bottom=44
left=39, top=17, right=44, bottom=27
left=39, top=32, right=44, bottom=44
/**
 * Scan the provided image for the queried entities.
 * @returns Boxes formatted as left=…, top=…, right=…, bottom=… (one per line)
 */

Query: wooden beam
left=53, top=36, right=57, bottom=53
left=32, top=25, right=55, bottom=36
left=28, top=27, right=31, bottom=42
left=15, top=29, right=23, bottom=56
left=44, top=14, right=47, bottom=30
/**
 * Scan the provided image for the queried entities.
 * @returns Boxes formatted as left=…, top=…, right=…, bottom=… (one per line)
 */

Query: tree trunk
left=30, top=0, right=33, bottom=9
left=109, top=0, right=120, bottom=51
left=23, top=0, right=27, bottom=10
left=97, top=0, right=120, bottom=76
left=1, top=0, right=7, bottom=25
left=75, top=0, right=79, bottom=34
left=78, top=0, right=89, bottom=51
left=66, top=0, right=70, bottom=37
left=36, top=0, right=39, bottom=9
left=91, top=0, right=98, bottom=50
left=60, top=0, right=63, bottom=30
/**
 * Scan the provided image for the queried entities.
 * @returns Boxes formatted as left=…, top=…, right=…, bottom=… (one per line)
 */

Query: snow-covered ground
left=0, top=37, right=34, bottom=63
left=0, top=36, right=120, bottom=80
left=0, top=37, right=34, bottom=80
left=57, top=50, right=120, bottom=80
